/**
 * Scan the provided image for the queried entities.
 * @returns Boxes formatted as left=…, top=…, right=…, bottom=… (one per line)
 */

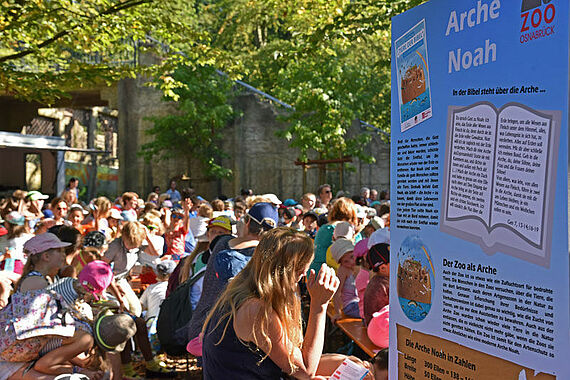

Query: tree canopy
left=1, top=0, right=426, bottom=177
left=140, top=65, right=237, bottom=179
left=0, top=0, right=209, bottom=102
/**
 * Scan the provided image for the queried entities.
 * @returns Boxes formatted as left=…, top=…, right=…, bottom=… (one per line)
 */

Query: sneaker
left=54, top=375, right=89, bottom=380
left=145, top=357, right=176, bottom=376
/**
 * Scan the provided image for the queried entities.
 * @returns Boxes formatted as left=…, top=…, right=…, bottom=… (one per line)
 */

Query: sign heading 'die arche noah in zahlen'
left=391, top=0, right=569, bottom=380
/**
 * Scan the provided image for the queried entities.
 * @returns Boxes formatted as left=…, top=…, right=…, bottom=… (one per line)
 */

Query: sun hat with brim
left=207, top=215, right=233, bottom=232
left=333, top=221, right=355, bottom=240
left=330, top=238, right=355, bottom=264
left=23, top=232, right=71, bottom=255
left=367, top=227, right=390, bottom=249
left=354, top=238, right=369, bottom=258
left=26, top=190, right=49, bottom=201
left=247, top=202, right=278, bottom=229
left=367, top=305, right=389, bottom=348
left=155, top=259, right=177, bottom=277
left=369, top=216, right=384, bottom=231
left=109, top=208, right=124, bottom=220
left=6, top=211, right=25, bottom=226
left=78, top=260, right=114, bottom=300
left=94, top=310, right=137, bottom=352
left=262, top=193, right=282, bottom=205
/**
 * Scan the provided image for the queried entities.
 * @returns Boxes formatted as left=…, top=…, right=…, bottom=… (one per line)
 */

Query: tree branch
left=0, top=0, right=152, bottom=64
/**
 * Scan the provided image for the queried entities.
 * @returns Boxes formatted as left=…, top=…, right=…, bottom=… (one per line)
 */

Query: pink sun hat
left=353, top=238, right=369, bottom=258
left=78, top=260, right=114, bottom=300
left=367, top=304, right=389, bottom=348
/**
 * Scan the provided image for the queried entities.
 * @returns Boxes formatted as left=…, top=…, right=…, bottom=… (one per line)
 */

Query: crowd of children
left=0, top=182, right=390, bottom=379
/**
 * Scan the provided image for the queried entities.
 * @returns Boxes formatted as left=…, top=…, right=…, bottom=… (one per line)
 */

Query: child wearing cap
left=140, top=260, right=176, bottom=357
left=16, top=233, right=70, bottom=292
left=326, top=221, right=355, bottom=271
left=330, top=238, right=361, bottom=320
left=0, top=211, right=34, bottom=262
left=0, top=271, right=113, bottom=378
left=363, top=243, right=390, bottom=326
left=140, top=260, right=176, bottom=322
left=301, top=212, right=318, bottom=239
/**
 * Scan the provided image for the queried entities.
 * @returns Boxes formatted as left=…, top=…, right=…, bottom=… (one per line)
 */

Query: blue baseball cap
left=247, top=202, right=278, bottom=229
left=283, top=198, right=297, bottom=207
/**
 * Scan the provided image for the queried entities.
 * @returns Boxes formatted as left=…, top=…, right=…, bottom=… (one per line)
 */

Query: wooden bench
left=336, top=318, right=380, bottom=358
left=128, top=276, right=147, bottom=296
left=326, top=302, right=381, bottom=358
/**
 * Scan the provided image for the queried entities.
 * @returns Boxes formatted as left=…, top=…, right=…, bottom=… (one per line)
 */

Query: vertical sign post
left=390, top=1, right=569, bottom=379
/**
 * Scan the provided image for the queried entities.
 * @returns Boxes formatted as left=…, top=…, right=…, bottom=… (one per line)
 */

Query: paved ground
left=131, top=353, right=202, bottom=379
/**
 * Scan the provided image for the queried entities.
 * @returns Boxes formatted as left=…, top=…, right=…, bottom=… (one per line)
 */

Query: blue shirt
left=166, top=189, right=181, bottom=203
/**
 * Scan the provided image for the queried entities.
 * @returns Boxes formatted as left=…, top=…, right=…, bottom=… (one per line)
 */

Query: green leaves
left=0, top=0, right=211, bottom=103
left=140, top=64, right=238, bottom=179
left=1, top=0, right=424, bottom=170
left=197, top=0, right=426, bottom=163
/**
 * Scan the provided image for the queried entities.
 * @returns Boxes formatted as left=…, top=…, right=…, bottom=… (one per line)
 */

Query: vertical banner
left=390, top=1, right=569, bottom=379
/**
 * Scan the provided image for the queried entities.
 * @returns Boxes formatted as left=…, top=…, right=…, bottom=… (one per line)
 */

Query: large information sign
left=390, top=1, right=569, bottom=379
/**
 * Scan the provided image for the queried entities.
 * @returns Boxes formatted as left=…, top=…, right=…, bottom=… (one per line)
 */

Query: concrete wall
left=116, top=79, right=391, bottom=200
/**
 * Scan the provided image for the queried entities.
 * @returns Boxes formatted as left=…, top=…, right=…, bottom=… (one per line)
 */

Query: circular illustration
left=397, top=235, right=434, bottom=322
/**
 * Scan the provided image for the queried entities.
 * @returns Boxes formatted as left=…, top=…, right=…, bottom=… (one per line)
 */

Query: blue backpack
left=214, top=248, right=254, bottom=284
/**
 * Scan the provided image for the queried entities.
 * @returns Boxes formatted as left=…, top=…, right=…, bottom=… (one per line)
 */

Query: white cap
left=109, top=208, right=124, bottom=220
left=262, top=193, right=282, bottom=205
left=368, top=227, right=390, bottom=249
left=333, top=221, right=355, bottom=240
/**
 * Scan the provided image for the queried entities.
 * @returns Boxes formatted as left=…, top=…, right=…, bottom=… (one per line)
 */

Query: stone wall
left=117, top=79, right=391, bottom=200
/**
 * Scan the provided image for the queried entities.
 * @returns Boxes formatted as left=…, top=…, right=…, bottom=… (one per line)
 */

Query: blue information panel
left=390, top=1, right=569, bottom=379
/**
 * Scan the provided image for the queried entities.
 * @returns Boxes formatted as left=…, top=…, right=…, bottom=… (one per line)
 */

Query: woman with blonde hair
left=311, top=197, right=358, bottom=273
left=202, top=228, right=342, bottom=379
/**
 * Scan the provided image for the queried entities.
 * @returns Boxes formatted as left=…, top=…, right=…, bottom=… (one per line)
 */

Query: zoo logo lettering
left=520, top=0, right=556, bottom=44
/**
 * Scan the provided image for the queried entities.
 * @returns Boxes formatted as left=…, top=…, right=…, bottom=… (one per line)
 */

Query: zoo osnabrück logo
left=520, top=0, right=556, bottom=44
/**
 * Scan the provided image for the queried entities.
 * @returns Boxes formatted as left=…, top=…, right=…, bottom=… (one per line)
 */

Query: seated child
left=0, top=272, right=115, bottom=378
left=363, top=243, right=390, bottom=326
left=326, top=221, right=355, bottom=271
left=353, top=238, right=370, bottom=319
left=71, top=231, right=108, bottom=275
left=140, top=260, right=176, bottom=354
left=330, top=238, right=360, bottom=319
left=103, top=221, right=147, bottom=316
left=301, top=211, right=318, bottom=239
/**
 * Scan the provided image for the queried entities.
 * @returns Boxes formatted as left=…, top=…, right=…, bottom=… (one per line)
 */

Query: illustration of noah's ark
left=397, top=257, right=432, bottom=305
left=401, top=64, right=426, bottom=104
